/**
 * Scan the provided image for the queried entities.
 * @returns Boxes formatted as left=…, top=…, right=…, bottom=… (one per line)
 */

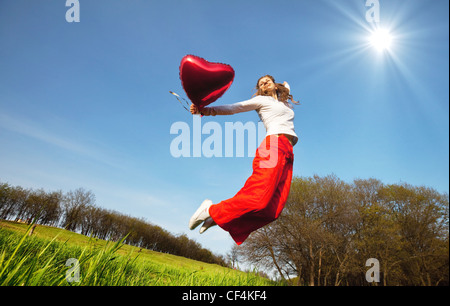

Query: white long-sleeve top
left=201, top=95, right=298, bottom=145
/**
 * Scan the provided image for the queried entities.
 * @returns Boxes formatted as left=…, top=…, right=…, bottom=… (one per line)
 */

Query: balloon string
left=169, top=91, right=191, bottom=113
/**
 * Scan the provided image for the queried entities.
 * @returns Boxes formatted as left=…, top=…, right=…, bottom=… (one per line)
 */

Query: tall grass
left=0, top=223, right=279, bottom=286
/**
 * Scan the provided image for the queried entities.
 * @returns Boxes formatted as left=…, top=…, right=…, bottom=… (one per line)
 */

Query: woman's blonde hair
left=254, top=75, right=299, bottom=105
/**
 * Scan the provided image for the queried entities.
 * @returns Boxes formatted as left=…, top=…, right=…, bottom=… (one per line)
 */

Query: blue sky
left=0, top=0, right=448, bottom=257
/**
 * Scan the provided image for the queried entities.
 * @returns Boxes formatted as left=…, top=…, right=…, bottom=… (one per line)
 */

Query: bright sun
left=369, top=29, right=393, bottom=52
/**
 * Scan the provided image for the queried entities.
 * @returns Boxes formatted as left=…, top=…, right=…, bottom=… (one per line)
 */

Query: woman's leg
left=209, top=135, right=293, bottom=245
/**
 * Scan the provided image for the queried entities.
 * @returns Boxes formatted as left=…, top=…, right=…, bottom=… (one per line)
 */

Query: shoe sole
left=189, top=199, right=212, bottom=230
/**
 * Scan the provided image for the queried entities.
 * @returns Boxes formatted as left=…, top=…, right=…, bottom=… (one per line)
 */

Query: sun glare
left=369, top=29, right=393, bottom=52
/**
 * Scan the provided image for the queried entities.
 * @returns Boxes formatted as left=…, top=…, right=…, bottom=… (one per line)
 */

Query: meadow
left=0, top=220, right=279, bottom=286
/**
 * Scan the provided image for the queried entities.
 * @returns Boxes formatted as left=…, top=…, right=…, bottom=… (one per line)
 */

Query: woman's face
left=258, top=76, right=276, bottom=94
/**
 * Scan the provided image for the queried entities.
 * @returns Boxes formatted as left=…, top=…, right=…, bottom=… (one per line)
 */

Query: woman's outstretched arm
left=190, top=96, right=263, bottom=116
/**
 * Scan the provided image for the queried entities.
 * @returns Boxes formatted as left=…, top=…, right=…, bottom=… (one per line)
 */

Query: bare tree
left=61, top=188, right=95, bottom=231
left=239, top=175, right=449, bottom=286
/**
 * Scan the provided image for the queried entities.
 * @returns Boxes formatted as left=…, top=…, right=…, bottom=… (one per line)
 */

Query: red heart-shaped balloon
left=179, top=55, right=235, bottom=110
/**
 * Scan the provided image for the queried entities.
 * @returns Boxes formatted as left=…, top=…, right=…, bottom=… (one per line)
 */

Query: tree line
left=0, top=182, right=226, bottom=266
left=235, top=175, right=449, bottom=286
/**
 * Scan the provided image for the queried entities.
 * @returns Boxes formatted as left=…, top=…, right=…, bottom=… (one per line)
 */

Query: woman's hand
left=190, top=104, right=200, bottom=115
left=282, top=81, right=290, bottom=92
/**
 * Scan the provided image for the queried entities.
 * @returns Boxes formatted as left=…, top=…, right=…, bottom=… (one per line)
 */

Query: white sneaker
left=189, top=199, right=212, bottom=230
left=199, top=217, right=216, bottom=234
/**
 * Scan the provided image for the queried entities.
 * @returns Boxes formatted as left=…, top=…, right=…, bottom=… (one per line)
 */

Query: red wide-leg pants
left=209, top=135, right=294, bottom=245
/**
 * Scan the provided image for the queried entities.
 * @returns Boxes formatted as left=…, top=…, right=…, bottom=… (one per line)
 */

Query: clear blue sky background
left=1, top=0, right=448, bottom=257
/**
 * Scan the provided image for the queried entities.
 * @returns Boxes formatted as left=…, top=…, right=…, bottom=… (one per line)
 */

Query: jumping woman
left=189, top=75, right=299, bottom=245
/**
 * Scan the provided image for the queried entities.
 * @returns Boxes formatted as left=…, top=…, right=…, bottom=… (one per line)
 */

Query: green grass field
left=0, top=220, right=280, bottom=286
